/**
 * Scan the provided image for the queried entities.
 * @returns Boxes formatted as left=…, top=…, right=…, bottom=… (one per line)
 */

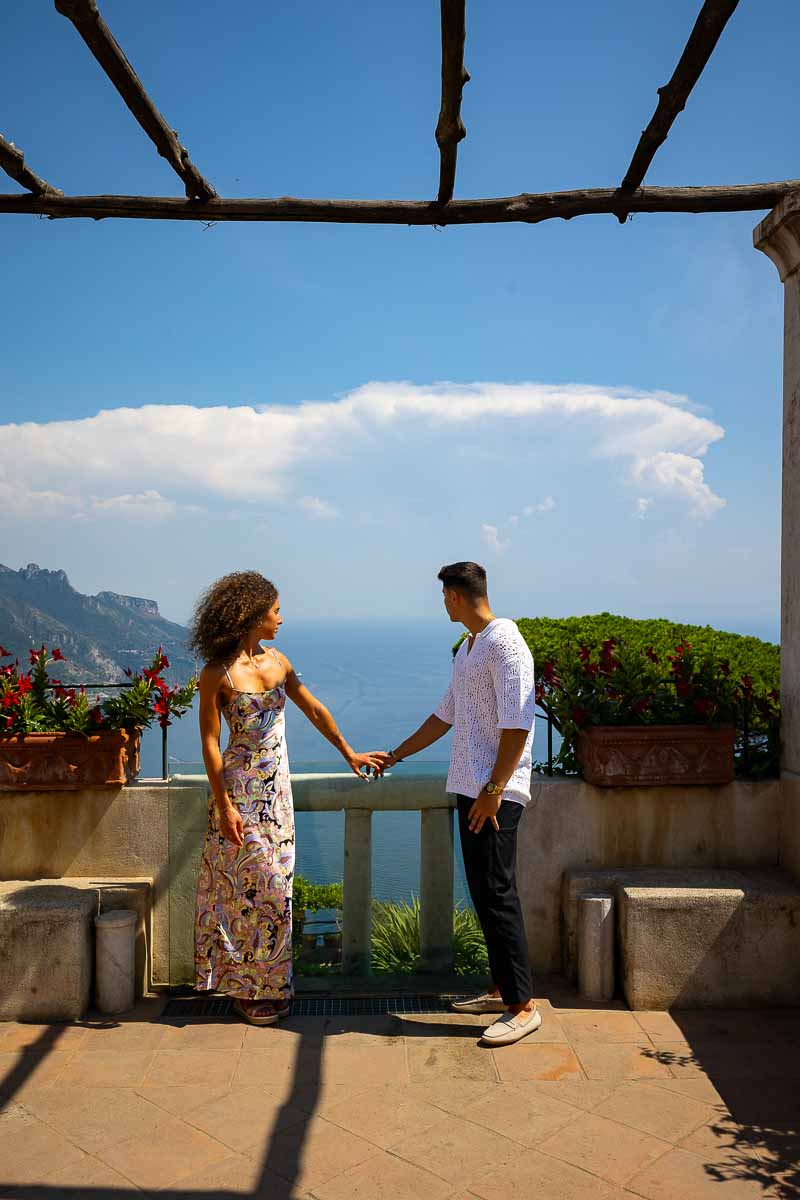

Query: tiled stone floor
left=0, top=981, right=798, bottom=1199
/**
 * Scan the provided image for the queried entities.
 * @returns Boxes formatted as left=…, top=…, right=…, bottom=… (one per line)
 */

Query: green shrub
left=456, top=615, right=780, bottom=779
left=293, top=874, right=343, bottom=936
left=370, top=896, right=489, bottom=975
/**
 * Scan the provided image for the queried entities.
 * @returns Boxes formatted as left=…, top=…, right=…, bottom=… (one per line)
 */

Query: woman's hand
left=216, top=800, right=244, bottom=847
left=345, top=751, right=386, bottom=780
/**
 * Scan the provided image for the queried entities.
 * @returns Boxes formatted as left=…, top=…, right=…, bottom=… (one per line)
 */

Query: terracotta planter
left=576, top=724, right=735, bottom=787
left=0, top=728, right=141, bottom=791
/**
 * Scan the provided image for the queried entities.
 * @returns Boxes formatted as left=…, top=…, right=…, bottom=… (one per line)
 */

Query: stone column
left=342, top=808, right=372, bottom=975
left=419, top=807, right=454, bottom=974
left=754, top=193, right=800, bottom=879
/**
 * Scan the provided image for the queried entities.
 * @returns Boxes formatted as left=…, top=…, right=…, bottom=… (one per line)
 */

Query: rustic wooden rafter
left=0, top=132, right=61, bottom=196
left=618, top=0, right=740, bottom=219
left=54, top=0, right=216, bottom=201
left=435, top=0, right=469, bottom=205
left=1, top=181, right=797, bottom=226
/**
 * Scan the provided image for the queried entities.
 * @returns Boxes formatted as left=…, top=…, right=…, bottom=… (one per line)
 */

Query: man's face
left=442, top=587, right=460, bottom=622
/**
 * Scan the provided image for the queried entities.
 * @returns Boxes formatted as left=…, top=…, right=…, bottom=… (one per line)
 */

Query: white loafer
left=451, top=993, right=507, bottom=1015
left=481, top=1007, right=542, bottom=1046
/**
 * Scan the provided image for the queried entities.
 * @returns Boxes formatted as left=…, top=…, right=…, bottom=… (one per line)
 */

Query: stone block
left=0, top=881, right=96, bottom=1020
left=618, top=869, right=800, bottom=1009
left=561, top=866, right=749, bottom=984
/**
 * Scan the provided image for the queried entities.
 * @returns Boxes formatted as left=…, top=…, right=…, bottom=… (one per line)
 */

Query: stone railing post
left=755, top=194, right=800, bottom=879
left=419, top=807, right=455, bottom=973
left=341, top=807, right=372, bottom=975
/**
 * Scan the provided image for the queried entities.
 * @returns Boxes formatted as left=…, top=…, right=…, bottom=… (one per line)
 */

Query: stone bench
left=562, top=866, right=800, bottom=1010
left=0, top=877, right=152, bottom=1021
left=619, top=870, right=800, bottom=1010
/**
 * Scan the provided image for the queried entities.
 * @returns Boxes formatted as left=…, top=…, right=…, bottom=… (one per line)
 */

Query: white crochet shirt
left=434, top=618, right=536, bottom=806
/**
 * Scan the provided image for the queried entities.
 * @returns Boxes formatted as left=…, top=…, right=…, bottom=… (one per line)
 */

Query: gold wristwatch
left=484, top=780, right=502, bottom=796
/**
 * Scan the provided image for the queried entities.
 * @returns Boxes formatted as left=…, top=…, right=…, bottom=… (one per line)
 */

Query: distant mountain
left=0, top=563, right=195, bottom=683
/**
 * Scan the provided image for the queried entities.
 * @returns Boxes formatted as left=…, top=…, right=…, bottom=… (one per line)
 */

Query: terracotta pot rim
left=579, top=723, right=735, bottom=735
left=0, top=726, right=141, bottom=741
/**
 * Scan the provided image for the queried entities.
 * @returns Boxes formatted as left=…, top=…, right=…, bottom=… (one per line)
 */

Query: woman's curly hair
left=188, top=571, right=278, bottom=665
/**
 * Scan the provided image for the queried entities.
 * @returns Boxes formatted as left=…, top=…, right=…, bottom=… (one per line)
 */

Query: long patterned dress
left=194, top=681, right=294, bottom=1001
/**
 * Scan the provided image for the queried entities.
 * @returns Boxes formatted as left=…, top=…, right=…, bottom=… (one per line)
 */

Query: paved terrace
left=0, top=980, right=798, bottom=1199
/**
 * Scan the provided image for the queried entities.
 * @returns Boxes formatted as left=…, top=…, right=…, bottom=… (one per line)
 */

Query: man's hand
left=374, top=748, right=400, bottom=777
left=217, top=800, right=244, bottom=848
left=468, top=790, right=502, bottom=834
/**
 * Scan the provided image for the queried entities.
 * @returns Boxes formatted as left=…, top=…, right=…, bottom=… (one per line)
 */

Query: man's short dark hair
left=437, top=561, right=488, bottom=600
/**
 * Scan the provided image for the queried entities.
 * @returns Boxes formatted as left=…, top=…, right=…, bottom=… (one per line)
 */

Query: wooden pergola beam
left=435, top=0, right=469, bottom=205
left=1, top=181, right=796, bottom=226
left=54, top=0, right=216, bottom=202
left=619, top=0, right=740, bottom=206
left=0, top=132, right=61, bottom=196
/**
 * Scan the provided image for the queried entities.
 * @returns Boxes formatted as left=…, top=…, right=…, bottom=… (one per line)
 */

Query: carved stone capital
left=754, top=191, right=800, bottom=281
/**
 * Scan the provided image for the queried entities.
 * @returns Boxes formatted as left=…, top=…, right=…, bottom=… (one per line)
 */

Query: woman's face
left=256, top=597, right=282, bottom=641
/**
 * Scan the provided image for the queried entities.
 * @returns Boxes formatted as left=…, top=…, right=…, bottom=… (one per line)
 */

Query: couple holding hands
left=191, top=561, right=539, bottom=1047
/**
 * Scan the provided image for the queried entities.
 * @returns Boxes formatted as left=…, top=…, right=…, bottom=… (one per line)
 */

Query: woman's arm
left=198, top=666, right=243, bottom=847
left=280, top=654, right=383, bottom=779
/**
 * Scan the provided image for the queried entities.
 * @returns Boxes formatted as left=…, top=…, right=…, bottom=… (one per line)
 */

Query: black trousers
left=457, top=794, right=534, bottom=1007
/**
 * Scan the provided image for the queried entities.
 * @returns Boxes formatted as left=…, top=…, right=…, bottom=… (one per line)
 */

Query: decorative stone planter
left=576, top=724, right=735, bottom=787
left=0, top=728, right=141, bottom=791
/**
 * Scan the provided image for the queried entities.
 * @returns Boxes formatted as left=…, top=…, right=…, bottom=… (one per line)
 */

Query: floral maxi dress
left=194, top=676, right=294, bottom=1001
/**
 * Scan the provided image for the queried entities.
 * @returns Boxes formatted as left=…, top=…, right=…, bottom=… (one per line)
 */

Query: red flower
left=631, top=697, right=650, bottom=715
left=741, top=674, right=753, bottom=692
left=0, top=646, right=10, bottom=658
left=645, top=647, right=659, bottom=663
left=88, top=705, right=103, bottom=724
left=693, top=698, right=714, bottom=717
left=542, top=661, right=557, bottom=685
left=1, top=693, right=19, bottom=709
left=676, top=680, right=692, bottom=698
left=153, top=696, right=170, bottom=717
left=718, top=660, right=731, bottom=678
left=572, top=707, right=588, bottom=726
left=52, top=647, right=65, bottom=661
left=143, top=669, right=167, bottom=690
left=29, top=648, right=40, bottom=666
left=16, top=674, right=33, bottom=695
left=769, top=689, right=779, bottom=703
left=578, top=647, right=590, bottom=663
left=583, top=662, right=599, bottom=678
left=535, top=682, right=545, bottom=704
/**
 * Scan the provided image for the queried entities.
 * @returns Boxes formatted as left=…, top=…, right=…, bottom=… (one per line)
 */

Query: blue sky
left=1, top=0, right=796, bottom=638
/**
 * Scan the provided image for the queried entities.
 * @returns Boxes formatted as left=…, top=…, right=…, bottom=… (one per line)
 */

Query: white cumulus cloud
left=482, top=524, right=510, bottom=554
left=0, top=381, right=726, bottom=521
left=632, top=452, right=726, bottom=520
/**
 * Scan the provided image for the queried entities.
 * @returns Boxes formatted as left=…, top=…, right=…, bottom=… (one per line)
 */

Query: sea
left=139, top=614, right=779, bottom=907
left=139, top=619, right=555, bottom=907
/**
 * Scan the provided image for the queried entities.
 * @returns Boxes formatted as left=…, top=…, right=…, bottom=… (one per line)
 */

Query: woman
left=189, top=571, right=381, bottom=1025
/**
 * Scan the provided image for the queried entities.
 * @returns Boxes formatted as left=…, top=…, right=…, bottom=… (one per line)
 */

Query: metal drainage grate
left=161, top=993, right=461, bottom=1020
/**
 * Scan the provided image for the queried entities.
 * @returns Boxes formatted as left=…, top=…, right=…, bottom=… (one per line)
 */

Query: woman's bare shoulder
left=199, top=662, right=227, bottom=690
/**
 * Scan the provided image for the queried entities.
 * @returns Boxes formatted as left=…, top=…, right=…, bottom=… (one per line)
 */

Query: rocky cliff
left=0, top=563, right=195, bottom=683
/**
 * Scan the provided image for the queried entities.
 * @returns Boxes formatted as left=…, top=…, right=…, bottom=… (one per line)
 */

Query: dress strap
left=223, top=666, right=235, bottom=689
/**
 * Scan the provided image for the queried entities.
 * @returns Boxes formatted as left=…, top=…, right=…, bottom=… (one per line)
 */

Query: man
left=380, top=561, right=539, bottom=1046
